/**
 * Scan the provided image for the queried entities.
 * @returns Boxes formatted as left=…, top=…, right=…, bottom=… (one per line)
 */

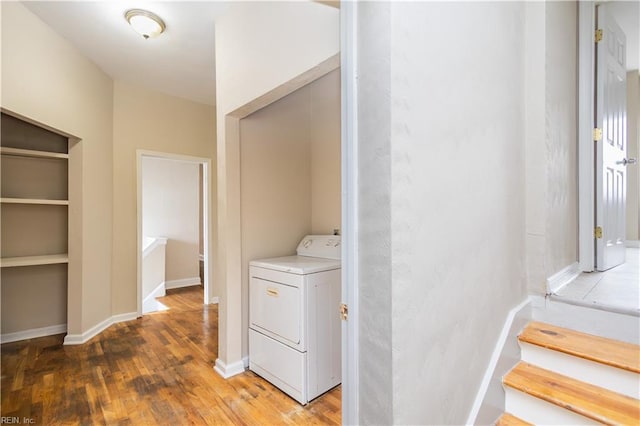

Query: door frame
left=578, top=2, right=597, bottom=272
left=341, top=1, right=359, bottom=424
left=136, top=149, right=213, bottom=316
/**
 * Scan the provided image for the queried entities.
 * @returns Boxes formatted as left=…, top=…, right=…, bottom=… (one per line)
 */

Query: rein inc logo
left=1, top=418, right=35, bottom=424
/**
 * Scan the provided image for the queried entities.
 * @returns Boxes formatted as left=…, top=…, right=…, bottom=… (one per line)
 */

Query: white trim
left=341, top=2, right=359, bottom=424
left=1, top=323, right=67, bottom=344
left=164, top=277, right=201, bottom=290
left=243, top=356, right=249, bottom=368
left=63, top=312, right=138, bottom=345
left=112, top=312, right=138, bottom=323
left=143, top=281, right=166, bottom=304
left=546, top=262, right=581, bottom=294
left=213, top=358, right=245, bottom=379
left=626, top=240, right=640, bottom=248
left=136, top=150, right=212, bottom=317
left=465, top=297, right=531, bottom=426
left=142, top=237, right=167, bottom=259
left=578, top=2, right=596, bottom=272
left=209, top=296, right=219, bottom=304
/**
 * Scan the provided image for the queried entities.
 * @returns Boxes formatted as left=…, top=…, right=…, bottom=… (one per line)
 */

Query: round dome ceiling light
left=125, top=9, right=166, bottom=39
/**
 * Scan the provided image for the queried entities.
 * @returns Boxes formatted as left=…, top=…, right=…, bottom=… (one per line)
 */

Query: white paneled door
left=595, top=4, right=628, bottom=271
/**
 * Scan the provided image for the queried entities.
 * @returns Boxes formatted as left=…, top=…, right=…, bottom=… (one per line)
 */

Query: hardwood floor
left=1, top=287, right=341, bottom=425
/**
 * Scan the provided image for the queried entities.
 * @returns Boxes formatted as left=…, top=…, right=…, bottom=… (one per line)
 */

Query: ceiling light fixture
left=125, top=9, right=166, bottom=39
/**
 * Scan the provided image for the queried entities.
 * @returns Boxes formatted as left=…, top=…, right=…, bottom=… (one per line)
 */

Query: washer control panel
left=296, top=235, right=341, bottom=260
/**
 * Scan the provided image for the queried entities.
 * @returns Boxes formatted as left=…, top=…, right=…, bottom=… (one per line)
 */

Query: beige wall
left=627, top=71, right=640, bottom=241
left=240, top=69, right=341, bottom=356
left=214, top=1, right=340, bottom=367
left=1, top=2, right=114, bottom=334
left=112, top=80, right=216, bottom=313
left=142, top=157, right=200, bottom=283
left=1, top=3, right=216, bottom=335
left=311, top=70, right=342, bottom=234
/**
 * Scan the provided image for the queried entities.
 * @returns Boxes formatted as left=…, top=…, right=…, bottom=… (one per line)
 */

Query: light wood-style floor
left=1, top=286, right=341, bottom=425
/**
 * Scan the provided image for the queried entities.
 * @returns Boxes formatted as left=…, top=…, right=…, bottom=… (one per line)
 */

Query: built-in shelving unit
left=1, top=112, right=69, bottom=342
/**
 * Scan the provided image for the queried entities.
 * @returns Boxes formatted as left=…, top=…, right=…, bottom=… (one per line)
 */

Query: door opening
left=136, top=150, right=213, bottom=315
left=594, top=2, right=629, bottom=271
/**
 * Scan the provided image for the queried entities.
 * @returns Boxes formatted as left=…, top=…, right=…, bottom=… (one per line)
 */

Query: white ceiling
left=24, top=1, right=226, bottom=106
left=22, top=1, right=639, bottom=108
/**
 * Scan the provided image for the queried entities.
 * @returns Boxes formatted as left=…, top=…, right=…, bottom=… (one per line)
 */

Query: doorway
left=560, top=1, right=639, bottom=314
left=136, top=150, right=213, bottom=315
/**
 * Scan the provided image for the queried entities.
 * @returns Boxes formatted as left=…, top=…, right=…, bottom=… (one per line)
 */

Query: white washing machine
left=248, top=235, right=341, bottom=405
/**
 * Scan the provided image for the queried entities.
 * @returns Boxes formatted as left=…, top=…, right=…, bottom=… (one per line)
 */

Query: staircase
left=496, top=321, right=640, bottom=425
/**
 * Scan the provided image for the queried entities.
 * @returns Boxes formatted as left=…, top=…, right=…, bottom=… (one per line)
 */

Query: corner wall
left=1, top=2, right=114, bottom=334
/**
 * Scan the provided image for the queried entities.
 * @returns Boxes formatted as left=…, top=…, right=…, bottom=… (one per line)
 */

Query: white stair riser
left=520, top=342, right=639, bottom=399
left=504, top=387, right=598, bottom=426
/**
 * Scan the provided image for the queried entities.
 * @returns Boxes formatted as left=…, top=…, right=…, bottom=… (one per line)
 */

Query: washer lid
left=250, top=255, right=341, bottom=274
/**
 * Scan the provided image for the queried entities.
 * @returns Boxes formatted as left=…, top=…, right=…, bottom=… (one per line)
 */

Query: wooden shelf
left=1, top=147, right=68, bottom=160
left=1, top=198, right=69, bottom=205
left=1, top=254, right=68, bottom=268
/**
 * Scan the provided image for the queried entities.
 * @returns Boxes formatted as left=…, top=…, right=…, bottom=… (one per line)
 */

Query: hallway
left=554, top=248, right=640, bottom=315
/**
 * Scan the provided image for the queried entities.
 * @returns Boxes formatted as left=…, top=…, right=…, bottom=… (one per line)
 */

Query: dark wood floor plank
left=1, top=286, right=341, bottom=425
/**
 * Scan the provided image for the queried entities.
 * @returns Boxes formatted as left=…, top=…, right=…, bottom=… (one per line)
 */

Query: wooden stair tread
left=495, top=412, right=532, bottom=426
left=504, top=362, right=640, bottom=425
left=519, top=321, right=640, bottom=373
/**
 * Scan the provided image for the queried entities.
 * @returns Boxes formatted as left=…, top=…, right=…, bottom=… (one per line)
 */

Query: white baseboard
left=165, top=276, right=201, bottom=290
left=1, top=323, right=67, bottom=344
left=64, top=312, right=138, bottom=345
left=465, top=296, right=531, bottom=425
left=546, top=262, right=581, bottom=294
left=626, top=240, right=640, bottom=248
left=243, top=356, right=249, bottom=368
left=209, top=296, right=219, bottom=304
left=214, top=357, right=246, bottom=379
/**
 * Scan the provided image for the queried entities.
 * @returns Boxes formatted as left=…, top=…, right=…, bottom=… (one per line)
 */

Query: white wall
left=627, top=71, right=640, bottom=241
left=214, top=1, right=339, bottom=369
left=526, top=1, right=578, bottom=294
left=543, top=1, right=578, bottom=279
left=355, top=2, right=393, bottom=423
left=1, top=2, right=113, bottom=335
left=142, top=157, right=200, bottom=284
left=356, top=2, right=528, bottom=424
